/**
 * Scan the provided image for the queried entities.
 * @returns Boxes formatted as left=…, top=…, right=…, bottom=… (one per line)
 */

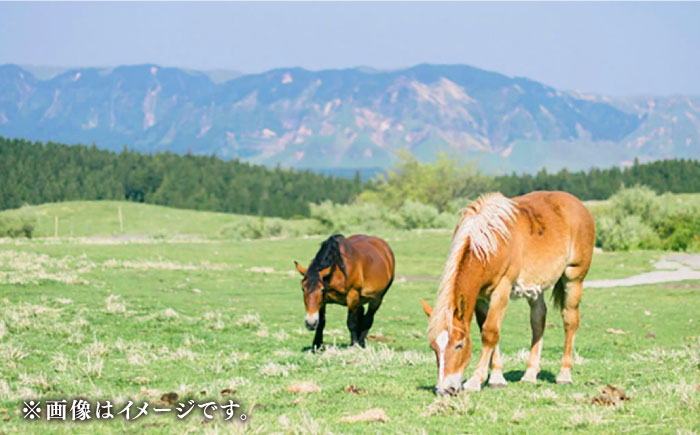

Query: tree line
left=2, top=136, right=699, bottom=218
left=494, top=158, right=700, bottom=200
left=0, top=137, right=363, bottom=218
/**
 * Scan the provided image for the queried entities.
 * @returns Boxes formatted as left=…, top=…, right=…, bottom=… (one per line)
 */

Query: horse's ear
left=455, top=295, right=466, bottom=321
left=419, top=298, right=433, bottom=317
left=318, top=266, right=332, bottom=279
left=294, top=261, right=307, bottom=276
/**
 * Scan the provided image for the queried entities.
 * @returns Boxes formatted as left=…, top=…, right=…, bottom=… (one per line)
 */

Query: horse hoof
left=556, top=369, right=573, bottom=384
left=521, top=369, right=539, bottom=384
left=462, top=376, right=482, bottom=392
left=488, top=371, right=508, bottom=388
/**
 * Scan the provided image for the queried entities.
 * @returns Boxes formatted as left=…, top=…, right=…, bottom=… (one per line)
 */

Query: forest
left=2, top=136, right=700, bottom=218
left=0, top=137, right=363, bottom=218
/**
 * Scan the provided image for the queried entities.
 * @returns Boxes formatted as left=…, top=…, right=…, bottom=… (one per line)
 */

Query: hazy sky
left=1, top=2, right=699, bottom=96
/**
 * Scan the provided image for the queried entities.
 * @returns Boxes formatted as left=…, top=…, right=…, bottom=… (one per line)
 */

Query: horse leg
left=358, top=296, right=383, bottom=347
left=521, top=291, right=547, bottom=383
left=463, top=279, right=510, bottom=392
left=475, top=299, right=507, bottom=388
left=557, top=276, right=584, bottom=384
left=312, top=305, right=326, bottom=352
left=346, top=305, right=364, bottom=347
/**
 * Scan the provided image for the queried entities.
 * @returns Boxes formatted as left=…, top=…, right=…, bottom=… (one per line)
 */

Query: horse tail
left=552, top=277, right=566, bottom=311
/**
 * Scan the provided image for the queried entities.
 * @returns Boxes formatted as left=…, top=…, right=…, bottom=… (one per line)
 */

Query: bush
left=309, top=200, right=456, bottom=232
left=656, top=208, right=700, bottom=251
left=608, top=185, right=666, bottom=224
left=399, top=201, right=439, bottom=229
left=219, top=217, right=323, bottom=240
left=310, top=201, right=395, bottom=233
left=433, top=211, right=458, bottom=229
left=595, top=215, right=660, bottom=251
left=0, top=212, right=36, bottom=238
left=360, top=151, right=494, bottom=212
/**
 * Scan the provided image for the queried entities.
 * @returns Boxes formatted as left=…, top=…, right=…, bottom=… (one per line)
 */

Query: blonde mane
left=427, top=192, right=517, bottom=342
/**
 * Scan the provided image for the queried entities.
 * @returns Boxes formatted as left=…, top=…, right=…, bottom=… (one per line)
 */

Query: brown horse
left=421, top=191, right=594, bottom=395
left=295, top=234, right=395, bottom=351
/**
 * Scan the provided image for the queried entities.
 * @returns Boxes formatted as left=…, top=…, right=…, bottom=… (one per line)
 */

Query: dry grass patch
left=278, top=411, right=332, bottom=435
left=259, top=362, right=299, bottom=377
left=0, top=342, right=28, bottom=369
left=340, top=408, right=389, bottom=423
left=317, top=344, right=431, bottom=371
left=50, top=352, right=69, bottom=372
left=423, top=395, right=473, bottom=417
left=78, top=354, right=104, bottom=378
left=81, top=340, right=109, bottom=358
left=105, top=294, right=126, bottom=313
left=0, top=251, right=93, bottom=285
left=236, top=313, right=263, bottom=329
left=102, top=258, right=230, bottom=271
left=565, top=409, right=605, bottom=429
left=0, top=302, right=63, bottom=331
left=287, top=381, right=321, bottom=394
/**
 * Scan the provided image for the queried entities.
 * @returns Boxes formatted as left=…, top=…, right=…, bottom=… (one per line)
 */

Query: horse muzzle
left=435, top=373, right=463, bottom=396
left=304, top=313, right=319, bottom=330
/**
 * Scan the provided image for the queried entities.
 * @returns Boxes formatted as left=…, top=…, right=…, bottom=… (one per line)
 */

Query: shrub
left=656, top=208, right=700, bottom=251
left=399, top=201, right=439, bottom=229
left=595, top=215, right=660, bottom=251
left=0, top=212, right=36, bottom=238
left=608, top=185, right=665, bottom=224
left=310, top=201, right=393, bottom=233
left=360, top=151, right=494, bottom=212
left=219, top=217, right=323, bottom=240
left=310, top=200, right=455, bottom=232
left=433, top=212, right=458, bottom=229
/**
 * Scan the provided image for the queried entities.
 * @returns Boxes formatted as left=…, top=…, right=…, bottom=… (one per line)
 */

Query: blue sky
left=1, top=2, right=698, bottom=96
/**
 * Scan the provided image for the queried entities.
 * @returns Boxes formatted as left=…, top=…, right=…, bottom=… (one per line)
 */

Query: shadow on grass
left=417, top=384, right=436, bottom=393
left=504, top=369, right=557, bottom=384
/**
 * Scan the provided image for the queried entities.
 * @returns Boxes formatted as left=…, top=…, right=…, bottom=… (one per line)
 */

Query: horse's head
left=420, top=298, right=472, bottom=396
left=295, top=261, right=331, bottom=330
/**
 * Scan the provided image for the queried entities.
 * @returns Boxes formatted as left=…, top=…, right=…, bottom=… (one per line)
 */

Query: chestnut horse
left=421, top=191, right=594, bottom=395
left=295, top=234, right=395, bottom=351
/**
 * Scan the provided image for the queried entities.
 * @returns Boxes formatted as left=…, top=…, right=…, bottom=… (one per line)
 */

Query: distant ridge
left=1, top=62, right=698, bottom=173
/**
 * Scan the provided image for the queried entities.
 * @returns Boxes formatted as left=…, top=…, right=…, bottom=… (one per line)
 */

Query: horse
left=294, top=234, right=395, bottom=351
left=420, top=191, right=595, bottom=395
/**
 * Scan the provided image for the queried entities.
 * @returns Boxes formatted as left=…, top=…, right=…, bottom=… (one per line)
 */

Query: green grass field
left=0, top=202, right=698, bottom=433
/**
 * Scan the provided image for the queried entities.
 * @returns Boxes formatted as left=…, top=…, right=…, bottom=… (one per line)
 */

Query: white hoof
left=462, top=376, right=483, bottom=392
left=488, top=370, right=508, bottom=388
left=556, top=369, right=573, bottom=384
left=521, top=368, right=539, bottom=384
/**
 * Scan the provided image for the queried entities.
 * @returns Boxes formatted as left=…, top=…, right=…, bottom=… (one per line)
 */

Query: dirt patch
left=344, top=384, right=365, bottom=394
left=341, top=408, right=389, bottom=423
left=367, top=334, right=394, bottom=343
left=606, top=329, right=627, bottom=335
left=220, top=388, right=237, bottom=397
left=160, top=392, right=179, bottom=405
left=591, top=385, right=630, bottom=406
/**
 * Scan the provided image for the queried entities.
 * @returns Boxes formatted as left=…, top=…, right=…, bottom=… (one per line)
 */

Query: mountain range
left=1, top=63, right=698, bottom=174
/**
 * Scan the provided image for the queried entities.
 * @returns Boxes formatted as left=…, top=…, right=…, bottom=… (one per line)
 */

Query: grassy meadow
left=0, top=201, right=698, bottom=434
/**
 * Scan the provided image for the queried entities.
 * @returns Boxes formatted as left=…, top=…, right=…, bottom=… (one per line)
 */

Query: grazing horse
left=294, top=234, right=395, bottom=351
left=421, top=191, right=594, bottom=395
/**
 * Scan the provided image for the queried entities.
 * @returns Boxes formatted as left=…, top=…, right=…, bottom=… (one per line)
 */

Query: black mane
left=305, top=234, right=346, bottom=292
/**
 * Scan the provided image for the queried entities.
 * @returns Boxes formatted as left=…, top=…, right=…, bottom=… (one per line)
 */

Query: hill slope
left=0, top=201, right=319, bottom=238
left=1, top=63, right=698, bottom=173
